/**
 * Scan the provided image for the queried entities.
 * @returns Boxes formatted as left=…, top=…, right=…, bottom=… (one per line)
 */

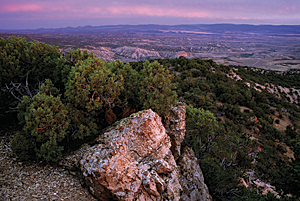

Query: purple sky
left=0, top=0, right=299, bottom=29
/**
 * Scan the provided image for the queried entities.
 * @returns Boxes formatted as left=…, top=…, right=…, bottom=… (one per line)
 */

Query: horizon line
left=1, top=23, right=300, bottom=31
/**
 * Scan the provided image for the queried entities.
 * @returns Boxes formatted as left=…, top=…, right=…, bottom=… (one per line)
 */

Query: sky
left=0, top=0, right=300, bottom=30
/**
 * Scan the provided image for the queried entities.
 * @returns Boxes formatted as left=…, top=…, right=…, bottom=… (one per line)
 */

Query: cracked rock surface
left=178, top=146, right=212, bottom=201
left=79, top=109, right=182, bottom=201
left=75, top=106, right=211, bottom=201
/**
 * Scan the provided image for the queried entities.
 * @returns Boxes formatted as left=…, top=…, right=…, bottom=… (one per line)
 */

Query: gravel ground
left=0, top=123, right=97, bottom=201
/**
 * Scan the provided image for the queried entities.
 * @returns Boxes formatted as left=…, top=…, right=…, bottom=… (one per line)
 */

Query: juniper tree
left=108, top=60, right=140, bottom=111
left=139, top=60, right=177, bottom=117
left=65, top=57, right=123, bottom=136
left=59, top=49, right=96, bottom=88
left=11, top=79, right=70, bottom=162
left=7, top=44, right=179, bottom=163
left=0, top=36, right=64, bottom=108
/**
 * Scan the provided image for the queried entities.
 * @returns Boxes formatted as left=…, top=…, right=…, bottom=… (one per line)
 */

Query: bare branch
left=5, top=83, right=22, bottom=102
left=3, top=72, right=41, bottom=106
left=25, top=72, right=33, bottom=99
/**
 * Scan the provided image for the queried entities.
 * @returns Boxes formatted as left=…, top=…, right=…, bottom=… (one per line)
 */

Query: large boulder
left=62, top=104, right=212, bottom=201
left=80, top=109, right=181, bottom=200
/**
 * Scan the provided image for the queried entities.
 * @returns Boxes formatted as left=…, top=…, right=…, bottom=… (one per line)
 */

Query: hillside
left=1, top=36, right=300, bottom=200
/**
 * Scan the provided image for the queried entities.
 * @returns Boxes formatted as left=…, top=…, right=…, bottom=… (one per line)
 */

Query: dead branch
left=3, top=72, right=42, bottom=105
left=5, top=83, right=22, bottom=102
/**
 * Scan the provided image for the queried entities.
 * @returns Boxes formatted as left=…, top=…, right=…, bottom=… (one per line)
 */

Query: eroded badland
left=1, top=24, right=300, bottom=71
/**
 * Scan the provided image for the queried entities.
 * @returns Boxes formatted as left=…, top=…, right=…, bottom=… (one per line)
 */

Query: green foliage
left=274, top=135, right=300, bottom=197
left=184, top=104, right=254, bottom=199
left=287, top=137, right=300, bottom=196
left=0, top=36, right=62, bottom=87
left=64, top=48, right=95, bottom=65
left=110, top=60, right=140, bottom=108
left=4, top=38, right=300, bottom=199
left=59, top=48, right=96, bottom=88
left=139, top=60, right=177, bottom=116
left=0, top=36, right=28, bottom=86
left=11, top=80, right=69, bottom=162
left=162, top=57, right=300, bottom=199
left=236, top=66, right=300, bottom=88
left=231, top=189, right=297, bottom=201
left=185, top=104, right=218, bottom=156
left=7, top=46, right=177, bottom=162
left=0, top=36, right=64, bottom=109
left=65, top=57, right=123, bottom=139
left=66, top=57, right=123, bottom=111
left=125, top=59, right=178, bottom=116
left=286, top=125, right=297, bottom=139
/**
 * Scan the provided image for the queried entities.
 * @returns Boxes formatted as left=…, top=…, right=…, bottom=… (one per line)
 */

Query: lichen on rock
left=63, top=104, right=212, bottom=201
left=79, top=109, right=181, bottom=200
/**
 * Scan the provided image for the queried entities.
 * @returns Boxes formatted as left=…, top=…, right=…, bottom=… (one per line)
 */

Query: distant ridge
left=1, top=24, right=300, bottom=36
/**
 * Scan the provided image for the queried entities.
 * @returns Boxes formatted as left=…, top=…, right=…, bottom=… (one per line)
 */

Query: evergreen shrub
left=11, top=80, right=70, bottom=162
left=5, top=40, right=178, bottom=162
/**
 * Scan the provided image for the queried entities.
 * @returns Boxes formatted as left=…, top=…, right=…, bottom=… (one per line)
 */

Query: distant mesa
left=2, top=23, right=299, bottom=70
left=177, top=51, right=193, bottom=58
left=113, top=46, right=160, bottom=59
left=177, top=51, right=188, bottom=57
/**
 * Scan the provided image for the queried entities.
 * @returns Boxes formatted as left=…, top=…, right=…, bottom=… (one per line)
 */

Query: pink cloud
left=0, top=3, right=88, bottom=20
left=0, top=3, right=82, bottom=13
left=279, top=6, right=297, bottom=15
left=89, top=7, right=103, bottom=13
left=1, top=4, right=42, bottom=12
left=106, top=6, right=211, bottom=18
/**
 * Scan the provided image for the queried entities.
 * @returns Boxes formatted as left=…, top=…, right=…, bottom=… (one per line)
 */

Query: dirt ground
left=0, top=116, right=97, bottom=201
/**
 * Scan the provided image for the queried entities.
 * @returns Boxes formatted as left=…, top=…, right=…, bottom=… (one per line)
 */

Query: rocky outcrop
left=113, top=46, right=160, bottom=60
left=62, top=104, right=212, bottom=201
left=79, top=109, right=181, bottom=200
left=179, top=146, right=212, bottom=201
left=164, top=102, right=186, bottom=161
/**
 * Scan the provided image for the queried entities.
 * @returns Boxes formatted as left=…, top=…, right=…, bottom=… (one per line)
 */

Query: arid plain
left=1, top=24, right=300, bottom=71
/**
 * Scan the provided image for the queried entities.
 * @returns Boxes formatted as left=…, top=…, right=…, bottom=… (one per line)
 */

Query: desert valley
left=1, top=24, right=300, bottom=71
